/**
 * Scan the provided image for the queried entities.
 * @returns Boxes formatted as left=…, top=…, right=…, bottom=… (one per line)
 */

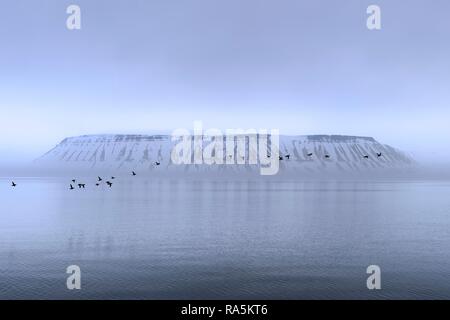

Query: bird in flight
left=377, top=152, right=382, bottom=157
left=11, top=181, right=17, bottom=187
left=70, top=184, right=74, bottom=190
left=132, top=171, right=136, bottom=176
left=98, top=176, right=102, bottom=182
left=106, top=181, right=113, bottom=187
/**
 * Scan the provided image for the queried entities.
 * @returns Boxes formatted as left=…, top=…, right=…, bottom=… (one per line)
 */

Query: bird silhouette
left=11, top=181, right=16, bottom=187
left=98, top=176, right=102, bottom=182
left=285, top=154, right=290, bottom=160
left=132, top=171, right=136, bottom=176
left=95, top=183, right=100, bottom=186
left=70, top=184, right=74, bottom=190
left=377, top=152, right=382, bottom=157
left=111, top=177, right=115, bottom=180
left=155, top=162, right=160, bottom=166
left=106, top=181, right=113, bottom=187
left=325, top=155, right=330, bottom=159
left=78, top=184, right=85, bottom=189
left=363, top=155, right=369, bottom=159
left=307, top=153, right=313, bottom=157
left=279, top=156, right=283, bottom=160
left=72, top=179, right=76, bottom=183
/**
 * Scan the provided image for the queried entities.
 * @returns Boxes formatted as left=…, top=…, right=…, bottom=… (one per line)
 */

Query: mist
left=1, top=0, right=450, bottom=166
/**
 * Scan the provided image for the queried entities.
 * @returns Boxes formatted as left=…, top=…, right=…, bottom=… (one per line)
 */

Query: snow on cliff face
left=36, top=134, right=415, bottom=175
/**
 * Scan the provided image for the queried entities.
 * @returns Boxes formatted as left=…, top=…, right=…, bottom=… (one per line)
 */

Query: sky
left=0, top=0, right=450, bottom=164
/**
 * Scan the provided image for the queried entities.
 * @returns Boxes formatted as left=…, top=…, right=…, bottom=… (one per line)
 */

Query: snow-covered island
left=34, top=134, right=415, bottom=178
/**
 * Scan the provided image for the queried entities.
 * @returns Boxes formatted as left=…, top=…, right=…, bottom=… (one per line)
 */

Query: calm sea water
left=1, top=177, right=450, bottom=299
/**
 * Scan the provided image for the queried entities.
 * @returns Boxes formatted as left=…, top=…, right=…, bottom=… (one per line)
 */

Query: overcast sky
left=1, top=0, right=449, bottom=163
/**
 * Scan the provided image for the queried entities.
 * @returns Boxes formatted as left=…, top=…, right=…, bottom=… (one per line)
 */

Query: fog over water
left=1, top=0, right=450, bottom=300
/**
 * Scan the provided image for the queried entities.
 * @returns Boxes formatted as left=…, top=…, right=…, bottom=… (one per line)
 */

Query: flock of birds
left=273, top=151, right=383, bottom=161
left=69, top=175, right=117, bottom=190
left=9, top=152, right=384, bottom=188
left=10, top=161, right=162, bottom=189
left=65, top=163, right=162, bottom=190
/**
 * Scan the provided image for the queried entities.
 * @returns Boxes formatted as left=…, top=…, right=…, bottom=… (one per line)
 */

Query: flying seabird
left=363, top=155, right=369, bottom=159
left=70, top=184, right=74, bottom=190
left=106, top=181, right=113, bottom=187
left=11, top=181, right=16, bottom=187
left=132, top=171, right=136, bottom=176
left=307, top=153, right=313, bottom=157
left=377, top=152, right=382, bottom=157
left=285, top=154, right=290, bottom=160
left=98, top=176, right=102, bottom=182
left=155, top=162, right=160, bottom=166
